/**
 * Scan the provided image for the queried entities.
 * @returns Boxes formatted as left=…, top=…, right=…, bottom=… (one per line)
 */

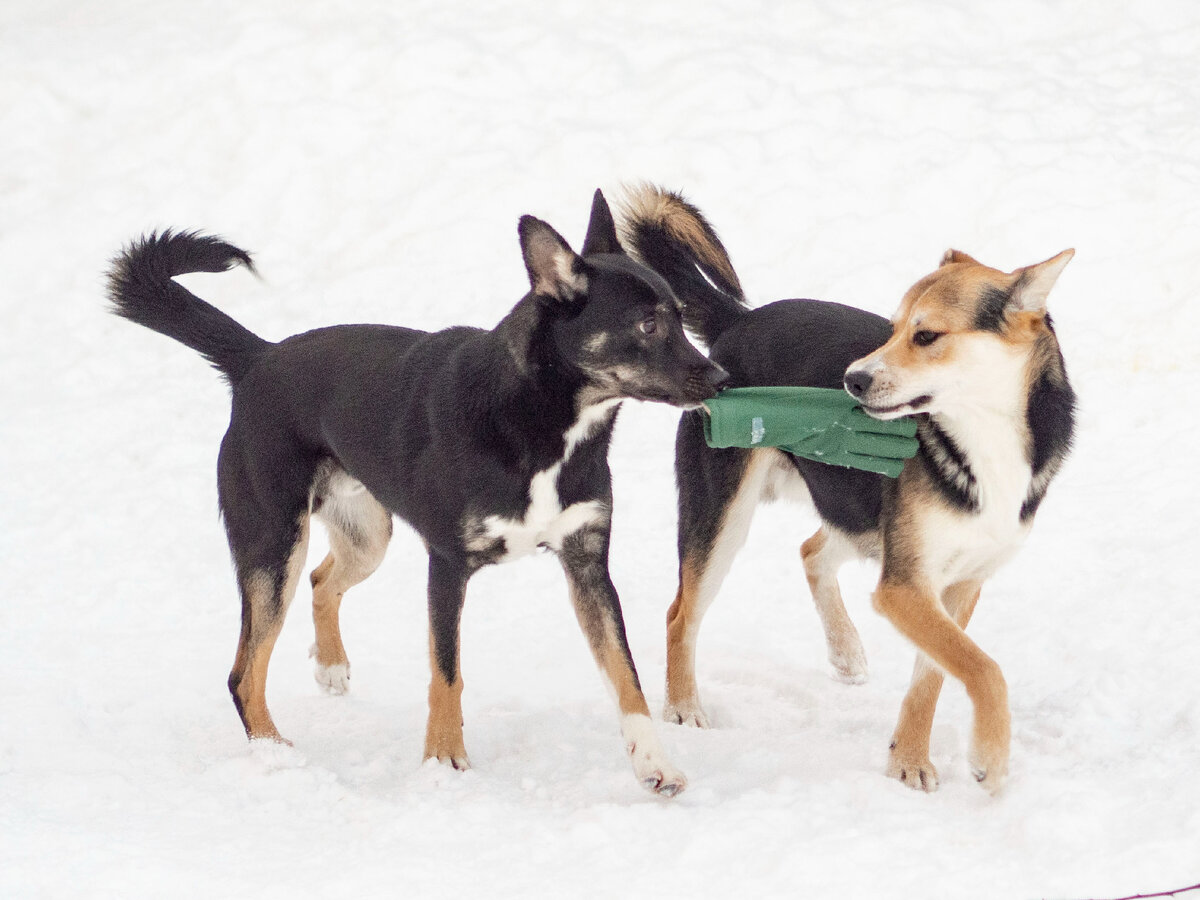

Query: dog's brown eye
left=639, top=317, right=657, bottom=335
left=913, top=330, right=942, bottom=347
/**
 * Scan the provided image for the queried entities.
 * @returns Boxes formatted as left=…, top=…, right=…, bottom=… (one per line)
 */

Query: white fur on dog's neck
left=915, top=338, right=1037, bottom=585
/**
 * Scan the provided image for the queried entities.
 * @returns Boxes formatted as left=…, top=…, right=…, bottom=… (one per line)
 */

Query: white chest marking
left=472, top=399, right=620, bottom=561
left=919, top=410, right=1035, bottom=588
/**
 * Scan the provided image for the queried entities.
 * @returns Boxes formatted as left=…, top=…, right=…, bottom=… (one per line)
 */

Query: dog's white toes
left=309, top=643, right=350, bottom=694
left=663, top=701, right=711, bottom=729
left=313, top=661, right=351, bottom=695
left=641, top=769, right=688, bottom=798
left=831, top=656, right=869, bottom=685
left=633, top=752, right=688, bottom=797
left=828, top=635, right=869, bottom=684
left=624, top=714, right=687, bottom=798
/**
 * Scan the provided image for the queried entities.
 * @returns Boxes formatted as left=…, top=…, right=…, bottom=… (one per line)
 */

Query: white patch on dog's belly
left=761, top=450, right=814, bottom=504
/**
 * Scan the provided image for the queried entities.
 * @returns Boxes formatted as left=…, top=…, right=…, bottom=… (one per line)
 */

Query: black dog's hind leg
left=665, top=413, right=766, bottom=727
left=220, top=428, right=315, bottom=744
left=800, top=526, right=869, bottom=684
left=424, top=551, right=471, bottom=770
left=558, top=525, right=686, bottom=796
left=308, top=475, right=393, bottom=694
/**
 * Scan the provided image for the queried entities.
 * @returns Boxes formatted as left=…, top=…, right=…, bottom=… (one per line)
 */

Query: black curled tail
left=107, top=230, right=270, bottom=384
left=617, top=183, right=748, bottom=346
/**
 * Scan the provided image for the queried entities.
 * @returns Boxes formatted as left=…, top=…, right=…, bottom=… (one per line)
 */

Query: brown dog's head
left=844, top=249, right=1074, bottom=420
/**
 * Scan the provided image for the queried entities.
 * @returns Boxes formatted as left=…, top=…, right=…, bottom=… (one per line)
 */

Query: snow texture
left=2, top=1, right=1199, bottom=898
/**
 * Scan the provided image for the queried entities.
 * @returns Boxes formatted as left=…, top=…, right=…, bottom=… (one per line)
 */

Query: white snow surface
left=3, top=2, right=1199, bottom=898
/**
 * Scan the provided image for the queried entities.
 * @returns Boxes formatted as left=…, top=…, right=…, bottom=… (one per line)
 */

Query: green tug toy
left=701, top=386, right=919, bottom=478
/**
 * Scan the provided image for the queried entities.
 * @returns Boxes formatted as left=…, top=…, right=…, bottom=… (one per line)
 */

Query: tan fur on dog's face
left=845, top=249, right=1074, bottom=420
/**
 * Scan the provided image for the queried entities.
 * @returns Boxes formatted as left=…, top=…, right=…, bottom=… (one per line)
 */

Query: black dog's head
left=515, top=190, right=727, bottom=408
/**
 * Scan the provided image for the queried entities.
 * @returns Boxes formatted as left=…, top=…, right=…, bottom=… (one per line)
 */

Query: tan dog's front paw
left=423, top=723, right=470, bottom=772
left=969, top=702, right=1010, bottom=794
left=968, top=740, right=1008, bottom=795
left=663, top=697, right=710, bottom=729
left=424, top=748, right=471, bottom=772
left=886, top=742, right=940, bottom=792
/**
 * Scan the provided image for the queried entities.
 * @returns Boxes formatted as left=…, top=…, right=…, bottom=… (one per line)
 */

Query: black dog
left=108, top=191, right=727, bottom=796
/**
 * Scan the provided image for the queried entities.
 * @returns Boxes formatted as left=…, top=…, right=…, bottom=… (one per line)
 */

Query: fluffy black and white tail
left=107, top=230, right=269, bottom=384
left=617, top=184, right=748, bottom=347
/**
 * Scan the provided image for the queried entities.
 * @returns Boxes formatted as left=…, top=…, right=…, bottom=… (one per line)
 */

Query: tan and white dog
left=620, top=185, right=1075, bottom=793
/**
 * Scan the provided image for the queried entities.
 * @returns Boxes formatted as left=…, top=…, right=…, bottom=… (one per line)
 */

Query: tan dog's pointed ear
left=1012, top=249, right=1074, bottom=312
left=518, top=216, right=588, bottom=301
left=940, top=249, right=981, bottom=268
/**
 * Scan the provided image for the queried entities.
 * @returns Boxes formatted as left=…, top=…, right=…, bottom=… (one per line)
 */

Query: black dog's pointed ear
left=518, top=215, right=588, bottom=301
left=580, top=189, right=624, bottom=257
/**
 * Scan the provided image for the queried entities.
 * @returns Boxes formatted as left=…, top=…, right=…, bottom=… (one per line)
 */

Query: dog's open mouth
left=860, top=394, right=933, bottom=419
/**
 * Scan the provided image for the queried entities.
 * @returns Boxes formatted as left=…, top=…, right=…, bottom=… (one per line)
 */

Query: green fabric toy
left=702, top=386, right=919, bottom=477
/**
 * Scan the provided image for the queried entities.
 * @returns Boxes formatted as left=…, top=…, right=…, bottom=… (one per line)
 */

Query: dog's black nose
left=844, top=370, right=873, bottom=398
left=706, top=363, right=731, bottom=391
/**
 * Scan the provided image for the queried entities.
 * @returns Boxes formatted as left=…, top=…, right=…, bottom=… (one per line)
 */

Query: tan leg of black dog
left=800, top=526, right=869, bottom=684
left=665, top=448, right=771, bottom=728
left=228, top=517, right=311, bottom=743
left=562, top=526, right=686, bottom=796
left=423, top=553, right=470, bottom=770
left=308, top=470, right=394, bottom=695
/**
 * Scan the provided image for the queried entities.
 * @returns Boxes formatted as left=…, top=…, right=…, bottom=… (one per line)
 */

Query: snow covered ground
left=3, top=1, right=1198, bottom=897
